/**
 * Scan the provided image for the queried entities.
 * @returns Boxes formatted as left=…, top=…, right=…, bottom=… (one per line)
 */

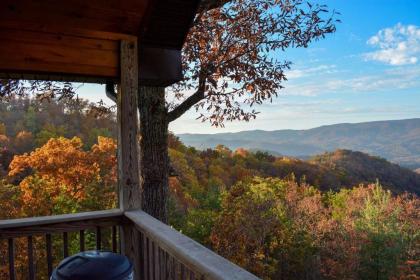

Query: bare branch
left=168, top=88, right=206, bottom=123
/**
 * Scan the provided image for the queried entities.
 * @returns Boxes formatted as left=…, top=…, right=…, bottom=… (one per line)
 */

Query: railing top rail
left=0, top=209, right=123, bottom=230
left=125, top=210, right=261, bottom=280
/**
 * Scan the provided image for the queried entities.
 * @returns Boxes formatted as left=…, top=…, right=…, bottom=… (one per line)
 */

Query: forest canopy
left=1, top=96, right=419, bottom=279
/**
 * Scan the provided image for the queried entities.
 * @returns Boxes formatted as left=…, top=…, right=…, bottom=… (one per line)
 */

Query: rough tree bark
left=118, top=0, right=225, bottom=224
left=138, top=86, right=169, bottom=223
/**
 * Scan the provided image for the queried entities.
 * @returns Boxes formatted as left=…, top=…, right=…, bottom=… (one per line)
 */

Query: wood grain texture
left=0, top=210, right=122, bottom=229
left=80, top=230, right=85, bottom=252
left=27, top=236, right=35, bottom=280
left=0, top=28, right=119, bottom=80
left=0, top=209, right=123, bottom=239
left=96, top=227, right=102, bottom=250
left=118, top=39, right=141, bottom=211
left=118, top=39, right=141, bottom=279
left=8, top=238, right=15, bottom=280
left=0, top=0, right=199, bottom=83
left=63, top=232, right=69, bottom=258
left=112, top=226, right=118, bottom=253
left=46, top=234, right=52, bottom=277
left=0, top=0, right=147, bottom=36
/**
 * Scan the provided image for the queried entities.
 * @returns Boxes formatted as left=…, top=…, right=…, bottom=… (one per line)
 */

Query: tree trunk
left=138, top=86, right=169, bottom=223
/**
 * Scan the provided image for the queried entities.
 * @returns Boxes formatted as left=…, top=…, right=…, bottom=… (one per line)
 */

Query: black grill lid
left=52, top=251, right=133, bottom=280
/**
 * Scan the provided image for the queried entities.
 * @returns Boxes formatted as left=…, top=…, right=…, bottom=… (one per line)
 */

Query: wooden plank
left=0, top=72, right=117, bottom=84
left=125, top=210, right=261, bottom=280
left=96, top=227, right=102, bottom=250
left=0, top=210, right=123, bottom=239
left=145, top=236, right=151, bottom=280
left=162, top=249, right=167, bottom=280
left=139, top=232, right=145, bottom=280
left=181, top=263, right=186, bottom=280
left=0, top=209, right=123, bottom=230
left=0, top=20, right=137, bottom=42
left=171, top=256, right=177, bottom=280
left=0, top=219, right=121, bottom=239
left=27, top=236, right=35, bottom=280
left=63, top=232, right=69, bottom=258
left=112, top=226, right=118, bottom=253
left=0, top=29, right=118, bottom=51
left=0, top=41, right=118, bottom=67
left=80, top=230, right=85, bottom=252
left=0, top=0, right=147, bottom=36
left=46, top=234, right=53, bottom=277
left=8, top=238, right=15, bottom=280
left=0, top=60, right=117, bottom=79
left=155, top=243, right=161, bottom=280
left=0, top=38, right=119, bottom=79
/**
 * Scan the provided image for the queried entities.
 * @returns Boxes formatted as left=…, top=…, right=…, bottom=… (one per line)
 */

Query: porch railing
left=0, top=210, right=260, bottom=280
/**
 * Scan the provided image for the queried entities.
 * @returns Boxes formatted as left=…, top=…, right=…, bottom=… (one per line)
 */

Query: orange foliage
left=8, top=136, right=117, bottom=217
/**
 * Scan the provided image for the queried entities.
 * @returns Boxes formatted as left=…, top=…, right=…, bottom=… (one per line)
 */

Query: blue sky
left=80, top=0, right=420, bottom=134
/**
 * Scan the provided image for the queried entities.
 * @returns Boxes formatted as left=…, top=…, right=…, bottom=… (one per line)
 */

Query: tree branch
left=167, top=88, right=206, bottom=122
left=198, top=0, right=230, bottom=13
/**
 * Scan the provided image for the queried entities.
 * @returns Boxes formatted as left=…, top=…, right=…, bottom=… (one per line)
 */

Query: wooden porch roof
left=0, top=0, right=200, bottom=85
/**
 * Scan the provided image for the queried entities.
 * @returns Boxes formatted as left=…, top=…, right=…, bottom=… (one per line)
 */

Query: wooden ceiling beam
left=0, top=0, right=202, bottom=85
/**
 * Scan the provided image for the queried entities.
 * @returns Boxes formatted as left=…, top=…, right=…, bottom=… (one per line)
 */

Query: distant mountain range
left=178, top=118, right=420, bottom=170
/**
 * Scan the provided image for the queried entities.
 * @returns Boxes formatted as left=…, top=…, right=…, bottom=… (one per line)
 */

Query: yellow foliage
left=8, top=136, right=117, bottom=216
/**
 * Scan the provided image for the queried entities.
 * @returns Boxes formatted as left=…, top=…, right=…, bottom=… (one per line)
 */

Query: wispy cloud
left=286, top=65, right=337, bottom=79
left=281, top=66, right=420, bottom=96
left=364, top=23, right=420, bottom=65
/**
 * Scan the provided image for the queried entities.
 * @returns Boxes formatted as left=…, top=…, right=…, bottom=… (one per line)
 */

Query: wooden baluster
left=181, top=263, right=186, bottom=280
left=158, top=247, right=163, bottom=280
left=46, top=234, right=53, bottom=277
left=63, top=232, right=69, bottom=258
left=8, top=238, right=16, bottom=280
left=79, top=230, right=85, bottom=252
left=153, top=241, right=158, bottom=280
left=172, top=257, right=176, bottom=280
left=143, top=235, right=149, bottom=280
left=139, top=232, right=145, bottom=280
left=164, top=251, right=168, bottom=280
left=150, top=239, right=155, bottom=280
left=118, top=226, right=123, bottom=254
left=96, top=226, right=102, bottom=250
left=28, top=236, right=35, bottom=280
left=112, top=226, right=118, bottom=253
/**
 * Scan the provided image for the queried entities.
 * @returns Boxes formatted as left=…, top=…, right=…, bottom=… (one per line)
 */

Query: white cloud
left=282, top=66, right=420, bottom=96
left=286, top=65, right=336, bottom=79
left=364, top=23, right=420, bottom=65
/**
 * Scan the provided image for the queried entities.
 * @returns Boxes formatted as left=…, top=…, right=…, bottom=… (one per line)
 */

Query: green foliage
left=356, top=184, right=407, bottom=280
left=211, top=178, right=419, bottom=280
left=0, top=96, right=116, bottom=156
left=35, top=124, right=67, bottom=147
left=183, top=208, right=218, bottom=246
left=1, top=97, right=419, bottom=280
left=86, top=127, right=112, bottom=149
left=23, top=106, right=37, bottom=133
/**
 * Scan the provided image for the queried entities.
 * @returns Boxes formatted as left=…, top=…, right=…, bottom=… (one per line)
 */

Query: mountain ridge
left=178, top=118, right=420, bottom=169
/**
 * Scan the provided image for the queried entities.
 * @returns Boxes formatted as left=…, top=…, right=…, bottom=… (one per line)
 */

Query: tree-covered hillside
left=179, top=118, right=420, bottom=169
left=311, top=150, right=420, bottom=194
left=1, top=97, right=419, bottom=279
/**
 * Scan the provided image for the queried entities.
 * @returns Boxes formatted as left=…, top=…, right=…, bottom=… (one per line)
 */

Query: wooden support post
left=118, top=39, right=141, bottom=279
